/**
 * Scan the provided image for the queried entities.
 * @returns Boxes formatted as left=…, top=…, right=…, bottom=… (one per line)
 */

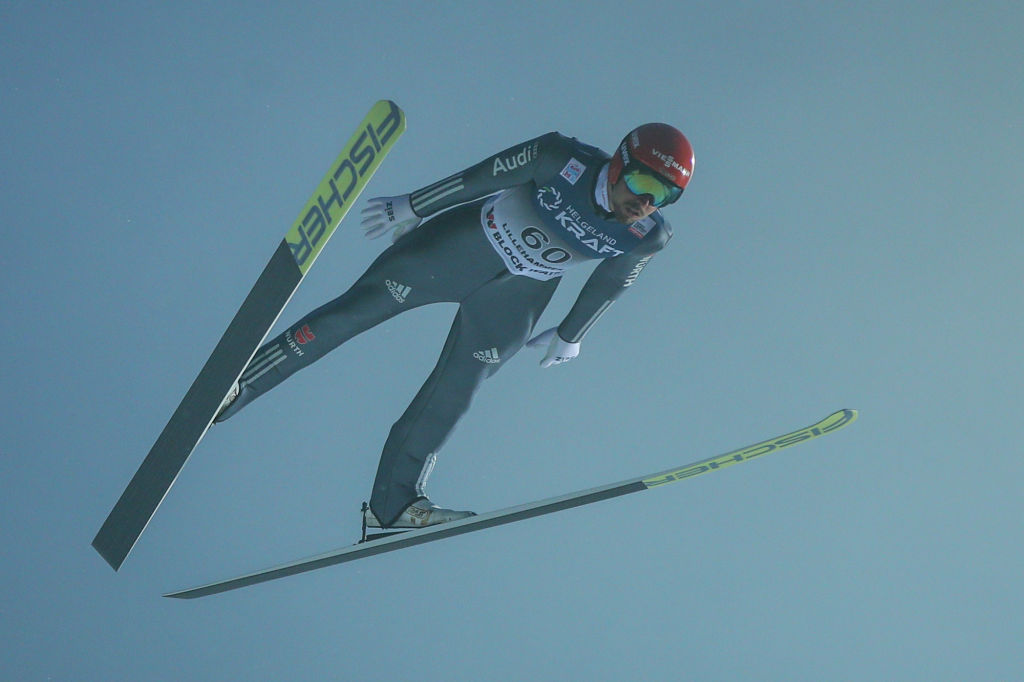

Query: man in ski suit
left=216, top=123, right=695, bottom=529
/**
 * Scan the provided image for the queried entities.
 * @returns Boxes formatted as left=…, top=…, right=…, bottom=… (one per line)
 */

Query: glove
left=527, top=327, right=581, bottom=368
left=361, top=195, right=423, bottom=243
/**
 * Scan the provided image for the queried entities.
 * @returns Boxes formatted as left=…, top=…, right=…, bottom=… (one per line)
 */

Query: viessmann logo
left=650, top=149, right=691, bottom=177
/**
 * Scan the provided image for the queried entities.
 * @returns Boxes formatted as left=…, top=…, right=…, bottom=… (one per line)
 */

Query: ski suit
left=216, top=131, right=673, bottom=526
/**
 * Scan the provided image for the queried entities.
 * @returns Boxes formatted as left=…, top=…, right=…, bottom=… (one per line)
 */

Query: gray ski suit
left=217, top=131, right=673, bottom=525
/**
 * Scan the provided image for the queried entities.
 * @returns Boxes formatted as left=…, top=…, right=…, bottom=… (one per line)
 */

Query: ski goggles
left=621, top=165, right=684, bottom=207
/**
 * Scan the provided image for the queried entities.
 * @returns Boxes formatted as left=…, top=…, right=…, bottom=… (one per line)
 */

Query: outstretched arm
left=558, top=222, right=672, bottom=343
left=363, top=132, right=568, bottom=242
left=408, top=131, right=566, bottom=217
left=525, top=221, right=672, bottom=371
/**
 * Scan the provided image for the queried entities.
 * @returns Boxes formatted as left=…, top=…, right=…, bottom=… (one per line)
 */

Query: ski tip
left=837, top=408, right=859, bottom=422
left=821, top=408, right=858, bottom=432
left=372, top=99, right=406, bottom=129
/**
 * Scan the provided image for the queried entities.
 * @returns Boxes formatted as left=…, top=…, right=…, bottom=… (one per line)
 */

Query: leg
left=217, top=200, right=503, bottom=421
left=370, top=272, right=559, bottom=525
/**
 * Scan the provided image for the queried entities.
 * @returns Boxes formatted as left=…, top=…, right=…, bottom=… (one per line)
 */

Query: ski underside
left=166, top=409, right=857, bottom=599
left=93, top=101, right=406, bottom=571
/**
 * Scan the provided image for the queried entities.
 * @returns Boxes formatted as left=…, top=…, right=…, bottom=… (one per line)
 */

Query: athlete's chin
left=612, top=207, right=640, bottom=224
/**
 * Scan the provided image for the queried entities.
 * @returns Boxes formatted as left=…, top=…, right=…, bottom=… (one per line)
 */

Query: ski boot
left=214, top=381, right=240, bottom=422
left=361, top=497, right=475, bottom=541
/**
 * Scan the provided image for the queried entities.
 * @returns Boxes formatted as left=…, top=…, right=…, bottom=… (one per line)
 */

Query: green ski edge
left=286, top=99, right=405, bottom=274
left=166, top=409, right=856, bottom=599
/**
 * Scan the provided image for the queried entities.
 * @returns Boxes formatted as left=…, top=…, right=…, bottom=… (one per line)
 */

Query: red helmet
left=608, top=123, right=694, bottom=192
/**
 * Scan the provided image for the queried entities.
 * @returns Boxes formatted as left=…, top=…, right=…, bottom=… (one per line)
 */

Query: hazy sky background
left=2, top=2, right=1022, bottom=680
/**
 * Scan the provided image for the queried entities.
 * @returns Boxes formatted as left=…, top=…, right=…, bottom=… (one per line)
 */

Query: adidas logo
left=473, top=347, right=501, bottom=364
left=386, top=279, right=412, bottom=303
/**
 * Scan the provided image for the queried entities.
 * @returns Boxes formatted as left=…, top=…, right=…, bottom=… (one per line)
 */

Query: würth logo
left=285, top=324, right=315, bottom=357
left=294, top=324, right=315, bottom=344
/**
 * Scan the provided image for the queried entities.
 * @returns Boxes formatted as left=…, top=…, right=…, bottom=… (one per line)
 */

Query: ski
left=165, top=408, right=857, bottom=599
left=93, top=101, right=406, bottom=571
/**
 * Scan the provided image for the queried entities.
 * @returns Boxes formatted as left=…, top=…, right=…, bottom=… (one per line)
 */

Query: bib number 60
left=522, top=227, right=571, bottom=265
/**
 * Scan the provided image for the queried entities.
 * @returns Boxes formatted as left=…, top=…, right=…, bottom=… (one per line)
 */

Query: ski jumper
left=216, top=132, right=673, bottom=526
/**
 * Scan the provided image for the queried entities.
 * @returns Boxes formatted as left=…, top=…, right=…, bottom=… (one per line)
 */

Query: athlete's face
left=608, top=175, right=660, bottom=223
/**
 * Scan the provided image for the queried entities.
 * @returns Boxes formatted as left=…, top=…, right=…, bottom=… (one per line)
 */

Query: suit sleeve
left=556, top=220, right=673, bottom=343
left=408, top=132, right=566, bottom=217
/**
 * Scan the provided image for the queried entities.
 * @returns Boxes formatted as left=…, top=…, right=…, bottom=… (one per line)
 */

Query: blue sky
left=2, top=2, right=1022, bottom=680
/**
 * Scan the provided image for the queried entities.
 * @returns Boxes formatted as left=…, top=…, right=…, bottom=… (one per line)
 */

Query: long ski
left=165, top=408, right=857, bottom=599
left=93, top=101, right=406, bottom=571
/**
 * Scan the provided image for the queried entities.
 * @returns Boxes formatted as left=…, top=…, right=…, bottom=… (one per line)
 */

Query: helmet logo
left=650, top=149, right=691, bottom=177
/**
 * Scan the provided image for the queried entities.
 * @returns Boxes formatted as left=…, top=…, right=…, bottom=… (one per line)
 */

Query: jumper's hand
left=361, top=195, right=423, bottom=243
left=527, top=327, right=581, bottom=368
